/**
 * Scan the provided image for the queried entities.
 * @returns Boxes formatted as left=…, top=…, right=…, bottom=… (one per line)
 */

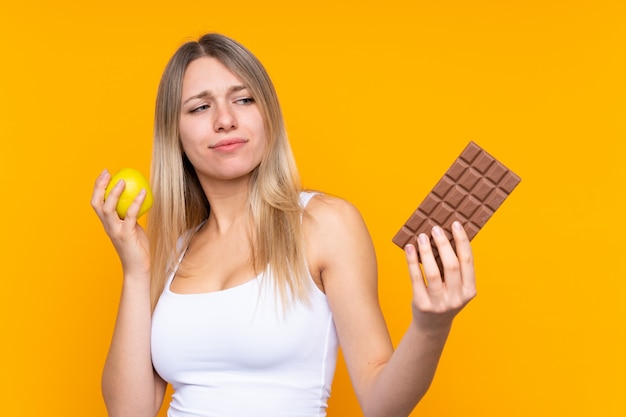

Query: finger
left=431, top=224, right=462, bottom=288
left=122, top=188, right=147, bottom=223
left=102, top=179, right=126, bottom=217
left=416, top=232, right=444, bottom=291
left=90, top=169, right=110, bottom=213
left=404, top=243, right=430, bottom=303
left=451, top=221, right=477, bottom=294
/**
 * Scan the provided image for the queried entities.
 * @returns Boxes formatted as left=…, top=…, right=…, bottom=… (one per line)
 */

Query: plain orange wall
left=1, top=0, right=625, bottom=416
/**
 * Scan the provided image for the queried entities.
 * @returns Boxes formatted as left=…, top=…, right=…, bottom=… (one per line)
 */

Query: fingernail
left=418, top=233, right=429, bottom=244
left=404, top=244, right=415, bottom=254
left=432, top=226, right=443, bottom=236
left=453, top=221, right=463, bottom=231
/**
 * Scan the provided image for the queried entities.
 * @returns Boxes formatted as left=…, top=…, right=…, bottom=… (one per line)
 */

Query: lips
left=208, top=138, right=248, bottom=149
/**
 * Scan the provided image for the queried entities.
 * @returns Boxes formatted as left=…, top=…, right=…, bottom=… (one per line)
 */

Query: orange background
left=1, top=0, right=625, bottom=416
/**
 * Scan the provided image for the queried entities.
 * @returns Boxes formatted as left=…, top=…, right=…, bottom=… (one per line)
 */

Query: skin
left=171, top=57, right=268, bottom=293
left=92, top=56, right=476, bottom=417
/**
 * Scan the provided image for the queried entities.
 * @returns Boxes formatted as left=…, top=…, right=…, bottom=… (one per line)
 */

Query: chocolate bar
left=392, top=141, right=521, bottom=273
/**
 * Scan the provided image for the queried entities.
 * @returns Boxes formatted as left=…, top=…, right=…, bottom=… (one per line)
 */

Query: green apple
left=104, top=168, right=153, bottom=219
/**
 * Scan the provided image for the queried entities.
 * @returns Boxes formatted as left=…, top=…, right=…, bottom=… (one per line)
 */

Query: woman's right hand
left=91, top=169, right=151, bottom=280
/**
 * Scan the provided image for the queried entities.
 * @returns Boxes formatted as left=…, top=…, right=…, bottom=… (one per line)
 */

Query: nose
left=213, top=104, right=237, bottom=132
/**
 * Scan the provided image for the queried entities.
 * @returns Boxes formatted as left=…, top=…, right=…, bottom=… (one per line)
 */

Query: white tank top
left=151, top=192, right=339, bottom=417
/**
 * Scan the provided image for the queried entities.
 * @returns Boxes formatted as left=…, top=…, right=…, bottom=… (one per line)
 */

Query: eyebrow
left=182, top=85, right=248, bottom=105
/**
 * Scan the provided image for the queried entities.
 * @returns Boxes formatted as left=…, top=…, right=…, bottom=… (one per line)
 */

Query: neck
left=200, top=174, right=254, bottom=236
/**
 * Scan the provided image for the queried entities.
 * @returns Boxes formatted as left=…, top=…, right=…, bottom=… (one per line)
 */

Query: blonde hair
left=147, top=33, right=309, bottom=310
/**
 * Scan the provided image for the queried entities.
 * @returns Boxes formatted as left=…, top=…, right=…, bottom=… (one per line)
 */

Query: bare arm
left=91, top=170, right=166, bottom=417
left=304, top=195, right=476, bottom=417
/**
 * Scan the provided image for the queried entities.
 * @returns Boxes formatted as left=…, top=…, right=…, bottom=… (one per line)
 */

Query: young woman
left=91, top=33, right=476, bottom=417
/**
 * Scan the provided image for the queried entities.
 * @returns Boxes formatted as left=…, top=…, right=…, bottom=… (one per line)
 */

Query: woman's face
left=178, top=56, right=266, bottom=185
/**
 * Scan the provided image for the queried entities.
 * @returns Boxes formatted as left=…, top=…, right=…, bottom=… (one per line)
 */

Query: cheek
left=178, top=120, right=193, bottom=142
left=256, top=129, right=269, bottom=158
left=178, top=131, right=191, bottom=156
left=178, top=119, right=205, bottom=149
left=252, top=115, right=268, bottom=150
left=178, top=128, right=204, bottom=166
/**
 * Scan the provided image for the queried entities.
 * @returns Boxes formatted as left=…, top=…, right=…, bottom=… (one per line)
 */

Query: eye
left=235, top=97, right=255, bottom=105
left=190, top=104, right=210, bottom=113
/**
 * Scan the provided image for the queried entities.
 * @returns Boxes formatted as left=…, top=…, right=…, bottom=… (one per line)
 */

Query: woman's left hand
left=404, top=221, right=477, bottom=333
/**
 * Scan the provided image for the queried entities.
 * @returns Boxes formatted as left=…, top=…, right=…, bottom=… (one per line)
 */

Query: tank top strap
left=298, top=191, right=318, bottom=209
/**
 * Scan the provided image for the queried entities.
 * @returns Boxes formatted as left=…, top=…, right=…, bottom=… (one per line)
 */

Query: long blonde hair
left=147, top=33, right=309, bottom=310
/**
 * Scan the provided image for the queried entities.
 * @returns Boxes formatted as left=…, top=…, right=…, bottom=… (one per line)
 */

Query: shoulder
left=303, top=193, right=368, bottom=240
left=302, top=193, right=376, bottom=279
left=303, top=192, right=360, bottom=219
